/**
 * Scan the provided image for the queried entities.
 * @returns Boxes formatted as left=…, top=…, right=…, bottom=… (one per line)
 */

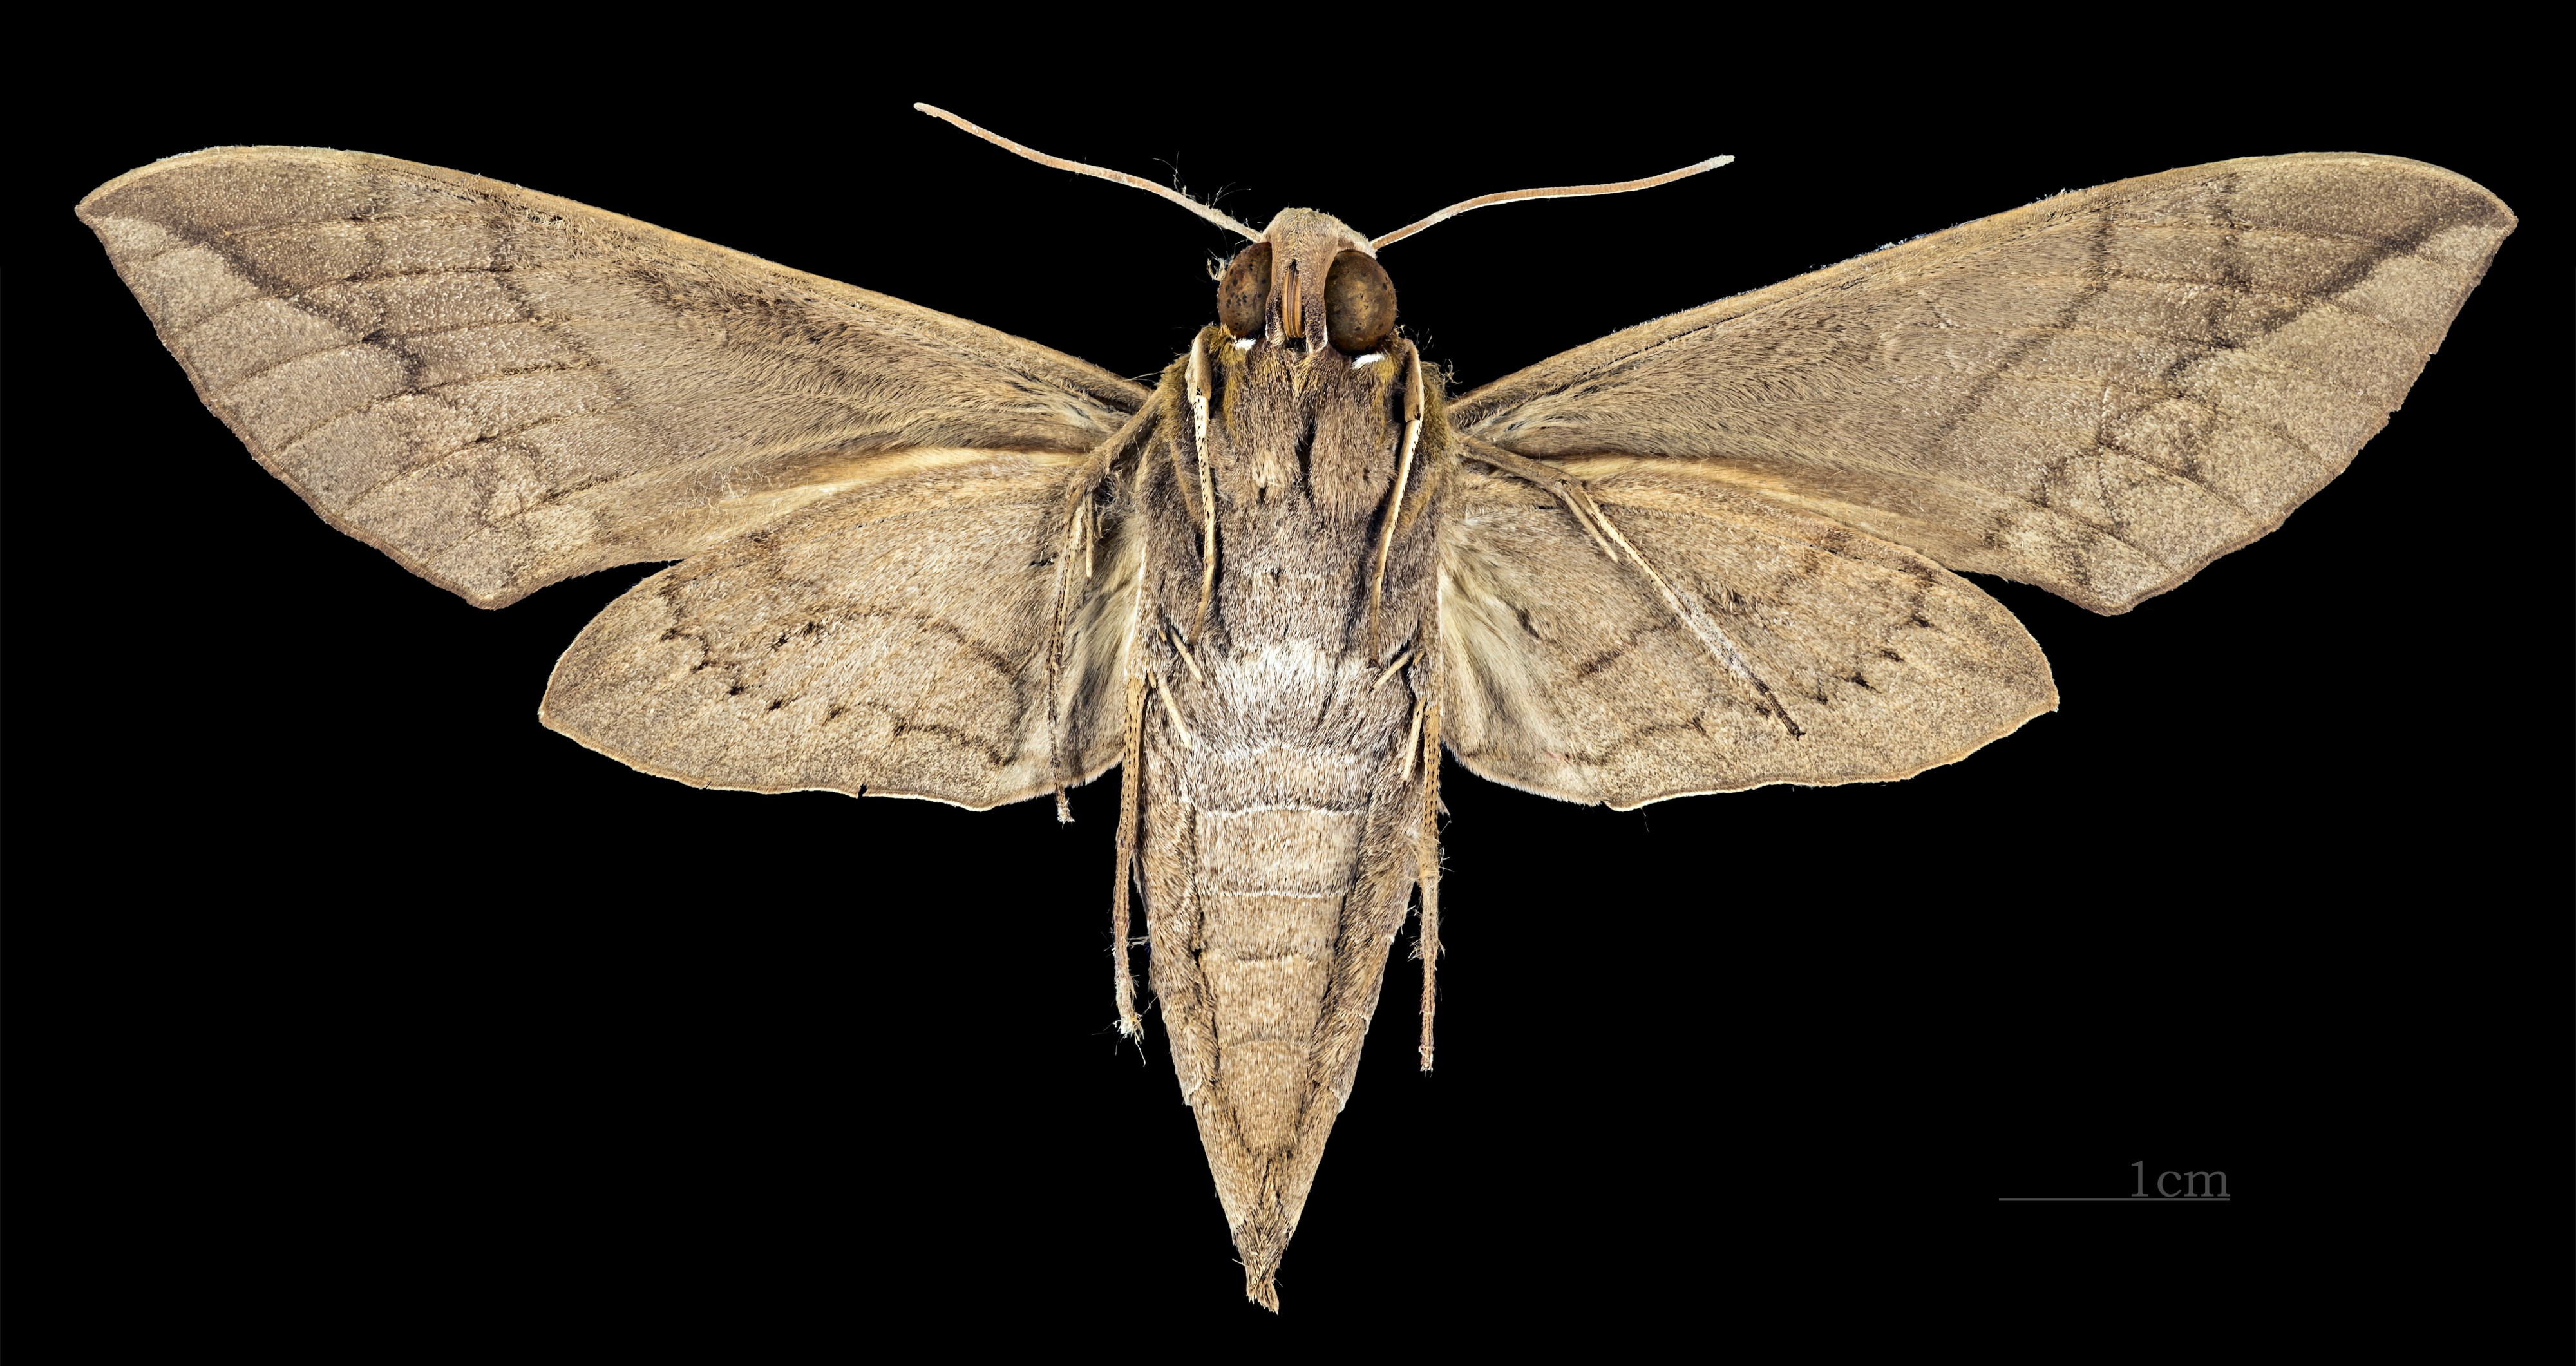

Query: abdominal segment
left=1138, top=727, right=1414, bottom=1219
left=1189, top=805, right=1358, bottom=1150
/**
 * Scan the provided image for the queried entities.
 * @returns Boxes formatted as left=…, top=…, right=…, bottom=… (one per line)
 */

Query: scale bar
left=1998, top=1197, right=2232, bottom=1202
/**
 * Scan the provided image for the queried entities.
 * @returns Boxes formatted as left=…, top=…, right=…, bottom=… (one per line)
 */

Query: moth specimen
left=78, top=113, right=2513, bottom=1309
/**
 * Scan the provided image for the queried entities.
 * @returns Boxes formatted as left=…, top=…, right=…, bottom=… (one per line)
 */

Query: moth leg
left=1107, top=586, right=1151, bottom=1040
left=1148, top=669, right=1194, bottom=749
left=1184, top=335, right=1220, bottom=640
left=1364, top=346, right=1428, bottom=663
left=1159, top=609, right=1205, bottom=683
left=1042, top=482, right=1091, bottom=823
left=1398, top=688, right=1425, bottom=779
left=1414, top=697, right=1444, bottom=1072
left=1459, top=435, right=1615, bottom=560
left=1045, top=408, right=1160, bottom=822
left=1371, top=641, right=1416, bottom=693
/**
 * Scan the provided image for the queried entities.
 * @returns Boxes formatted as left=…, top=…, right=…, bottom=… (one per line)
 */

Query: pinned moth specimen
left=77, top=111, right=2513, bottom=1309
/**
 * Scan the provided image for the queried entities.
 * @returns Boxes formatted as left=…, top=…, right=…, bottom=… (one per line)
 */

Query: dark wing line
left=82, top=147, right=1157, bottom=607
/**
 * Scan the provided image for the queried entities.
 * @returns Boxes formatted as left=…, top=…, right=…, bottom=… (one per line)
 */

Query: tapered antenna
left=914, top=104, right=1262, bottom=242
left=1370, top=155, right=1735, bottom=250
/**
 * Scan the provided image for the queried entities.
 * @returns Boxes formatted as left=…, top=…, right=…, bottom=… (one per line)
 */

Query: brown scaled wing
left=1438, top=153, right=2511, bottom=806
left=79, top=146, right=1152, bottom=806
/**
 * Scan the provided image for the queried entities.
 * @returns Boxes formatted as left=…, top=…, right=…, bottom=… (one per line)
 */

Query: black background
left=20, top=46, right=2568, bottom=1352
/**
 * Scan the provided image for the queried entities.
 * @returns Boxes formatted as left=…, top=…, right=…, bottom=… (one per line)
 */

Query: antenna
left=913, top=104, right=1262, bottom=242
left=1370, top=155, right=1735, bottom=251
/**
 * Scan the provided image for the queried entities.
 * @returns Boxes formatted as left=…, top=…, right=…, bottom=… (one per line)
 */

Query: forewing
left=1440, top=464, right=2055, bottom=808
left=79, top=147, right=1150, bottom=607
left=540, top=453, right=1139, bottom=808
left=1449, top=154, right=2514, bottom=613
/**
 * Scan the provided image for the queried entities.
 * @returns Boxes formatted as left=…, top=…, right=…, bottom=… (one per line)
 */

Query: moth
left=77, top=111, right=2514, bottom=1309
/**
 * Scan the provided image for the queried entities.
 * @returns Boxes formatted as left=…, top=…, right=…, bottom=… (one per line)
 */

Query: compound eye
left=1324, top=250, right=1396, bottom=354
left=1216, top=244, right=1273, bottom=336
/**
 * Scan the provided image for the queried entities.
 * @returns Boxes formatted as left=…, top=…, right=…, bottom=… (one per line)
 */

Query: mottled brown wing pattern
left=540, top=453, right=1139, bottom=808
left=1450, top=153, right=2515, bottom=614
left=77, top=146, right=1148, bottom=607
left=1440, top=464, right=2056, bottom=808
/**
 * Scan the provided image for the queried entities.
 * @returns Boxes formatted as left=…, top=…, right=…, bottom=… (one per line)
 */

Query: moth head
left=1217, top=209, right=1395, bottom=356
